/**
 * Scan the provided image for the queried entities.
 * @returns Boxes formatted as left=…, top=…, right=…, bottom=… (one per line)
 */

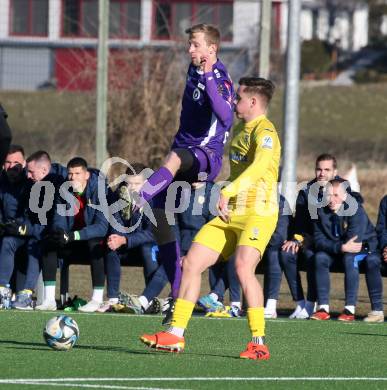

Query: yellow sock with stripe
left=168, top=298, right=195, bottom=337
left=247, top=307, right=265, bottom=344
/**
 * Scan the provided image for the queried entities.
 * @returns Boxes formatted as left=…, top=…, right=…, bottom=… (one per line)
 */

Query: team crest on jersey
left=249, top=227, right=259, bottom=241
left=193, top=88, right=201, bottom=101
left=262, top=136, right=273, bottom=149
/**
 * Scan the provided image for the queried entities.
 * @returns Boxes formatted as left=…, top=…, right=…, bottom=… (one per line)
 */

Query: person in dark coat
left=310, top=179, right=383, bottom=323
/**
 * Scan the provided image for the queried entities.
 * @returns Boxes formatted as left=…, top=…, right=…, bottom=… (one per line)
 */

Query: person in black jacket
left=310, top=179, right=383, bottom=323
left=101, top=163, right=161, bottom=313
left=280, top=154, right=339, bottom=318
left=376, top=195, right=387, bottom=264
left=0, top=104, right=12, bottom=168
left=0, top=145, right=33, bottom=306
left=36, top=157, right=110, bottom=312
left=10, top=150, right=67, bottom=309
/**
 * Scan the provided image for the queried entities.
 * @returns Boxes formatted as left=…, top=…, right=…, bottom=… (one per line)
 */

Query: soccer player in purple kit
left=133, top=24, right=234, bottom=316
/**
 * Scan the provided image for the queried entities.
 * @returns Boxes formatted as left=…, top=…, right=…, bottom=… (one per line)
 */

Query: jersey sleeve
left=204, top=70, right=234, bottom=125
left=221, top=127, right=278, bottom=198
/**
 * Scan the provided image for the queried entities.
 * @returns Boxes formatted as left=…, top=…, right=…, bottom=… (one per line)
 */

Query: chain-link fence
left=0, top=0, right=378, bottom=167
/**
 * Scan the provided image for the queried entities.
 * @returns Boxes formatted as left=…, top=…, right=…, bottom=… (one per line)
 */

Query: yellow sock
left=247, top=307, right=265, bottom=337
left=171, top=298, right=195, bottom=329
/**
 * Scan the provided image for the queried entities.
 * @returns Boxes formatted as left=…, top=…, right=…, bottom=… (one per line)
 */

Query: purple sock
left=142, top=167, right=174, bottom=203
left=158, top=241, right=182, bottom=299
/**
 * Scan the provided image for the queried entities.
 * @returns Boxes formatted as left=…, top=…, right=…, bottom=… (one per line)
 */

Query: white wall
left=0, top=0, right=9, bottom=38
left=141, top=0, right=152, bottom=43
left=329, top=11, right=350, bottom=49
left=49, top=0, right=61, bottom=40
left=280, top=1, right=288, bottom=52
left=316, top=9, right=329, bottom=41
left=300, top=8, right=313, bottom=40
left=233, top=0, right=260, bottom=47
left=353, top=5, right=368, bottom=50
left=382, top=15, right=387, bottom=36
left=0, top=47, right=51, bottom=90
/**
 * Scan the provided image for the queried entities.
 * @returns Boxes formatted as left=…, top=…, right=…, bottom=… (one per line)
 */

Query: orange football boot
left=240, top=342, right=270, bottom=360
left=140, top=331, right=185, bottom=352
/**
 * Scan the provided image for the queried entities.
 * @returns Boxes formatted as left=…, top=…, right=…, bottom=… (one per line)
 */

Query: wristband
left=293, top=234, right=304, bottom=246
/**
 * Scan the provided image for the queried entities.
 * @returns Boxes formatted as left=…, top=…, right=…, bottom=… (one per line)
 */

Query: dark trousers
left=314, top=251, right=383, bottom=310
left=0, top=236, right=40, bottom=291
left=279, top=248, right=317, bottom=302
left=42, top=238, right=105, bottom=288
left=264, top=248, right=305, bottom=302
left=105, top=243, right=165, bottom=299
left=209, top=256, right=241, bottom=303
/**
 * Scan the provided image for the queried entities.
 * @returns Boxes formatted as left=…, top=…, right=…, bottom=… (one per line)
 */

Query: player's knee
left=235, top=257, right=255, bottom=279
left=164, top=150, right=183, bottom=173
left=182, top=254, right=200, bottom=274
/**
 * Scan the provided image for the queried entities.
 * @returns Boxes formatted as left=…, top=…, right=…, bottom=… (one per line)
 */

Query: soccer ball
left=43, top=315, right=79, bottom=351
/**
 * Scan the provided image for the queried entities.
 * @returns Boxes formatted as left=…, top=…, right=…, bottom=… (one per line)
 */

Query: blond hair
left=185, top=24, right=220, bottom=50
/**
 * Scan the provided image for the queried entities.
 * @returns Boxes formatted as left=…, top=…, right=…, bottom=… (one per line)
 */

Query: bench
left=58, top=250, right=387, bottom=300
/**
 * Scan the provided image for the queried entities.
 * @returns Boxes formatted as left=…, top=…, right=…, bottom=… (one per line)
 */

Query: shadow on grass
left=0, top=339, right=238, bottom=359
left=341, top=331, right=387, bottom=337
left=0, top=339, right=149, bottom=355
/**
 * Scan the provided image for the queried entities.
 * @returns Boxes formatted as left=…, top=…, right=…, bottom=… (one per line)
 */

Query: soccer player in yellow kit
left=140, top=77, right=281, bottom=360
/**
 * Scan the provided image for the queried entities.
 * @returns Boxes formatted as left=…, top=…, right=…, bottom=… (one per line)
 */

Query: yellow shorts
left=193, top=213, right=278, bottom=260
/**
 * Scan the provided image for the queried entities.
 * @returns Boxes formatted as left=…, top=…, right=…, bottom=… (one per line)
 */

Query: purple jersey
left=172, top=60, right=234, bottom=158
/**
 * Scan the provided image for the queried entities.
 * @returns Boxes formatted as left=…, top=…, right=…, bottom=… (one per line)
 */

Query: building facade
left=0, top=0, right=370, bottom=90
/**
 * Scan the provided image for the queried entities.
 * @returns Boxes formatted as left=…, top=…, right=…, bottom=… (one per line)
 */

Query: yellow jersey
left=221, top=114, right=281, bottom=215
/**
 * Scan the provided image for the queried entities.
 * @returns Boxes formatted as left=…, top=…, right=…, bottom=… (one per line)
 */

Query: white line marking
left=0, top=382, right=178, bottom=390
left=1, top=377, right=387, bottom=383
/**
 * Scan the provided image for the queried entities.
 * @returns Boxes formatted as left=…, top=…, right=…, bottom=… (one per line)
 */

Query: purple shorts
left=153, top=146, right=222, bottom=209
left=175, top=146, right=222, bottom=183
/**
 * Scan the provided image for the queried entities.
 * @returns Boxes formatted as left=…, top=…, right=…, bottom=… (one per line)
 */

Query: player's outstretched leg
left=140, top=243, right=220, bottom=352
left=140, top=298, right=194, bottom=352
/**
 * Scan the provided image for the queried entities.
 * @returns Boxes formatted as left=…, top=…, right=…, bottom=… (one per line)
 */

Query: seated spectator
left=376, top=195, right=387, bottom=264
left=11, top=150, right=67, bottom=309
left=310, top=179, right=384, bottom=322
left=26, top=150, right=67, bottom=186
left=101, top=163, right=161, bottom=312
left=264, top=195, right=304, bottom=319
left=281, top=153, right=340, bottom=318
left=36, top=157, right=109, bottom=312
left=0, top=145, right=35, bottom=306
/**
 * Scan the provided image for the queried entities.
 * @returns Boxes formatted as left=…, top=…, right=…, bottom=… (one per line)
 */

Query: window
left=62, top=0, right=141, bottom=38
left=153, top=1, right=233, bottom=41
left=10, top=0, right=49, bottom=36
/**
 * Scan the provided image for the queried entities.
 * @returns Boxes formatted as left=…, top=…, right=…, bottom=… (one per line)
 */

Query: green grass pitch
left=0, top=311, right=386, bottom=389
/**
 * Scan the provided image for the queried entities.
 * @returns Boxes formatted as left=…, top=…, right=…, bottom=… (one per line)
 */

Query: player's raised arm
left=187, top=24, right=234, bottom=126
left=203, top=65, right=234, bottom=125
